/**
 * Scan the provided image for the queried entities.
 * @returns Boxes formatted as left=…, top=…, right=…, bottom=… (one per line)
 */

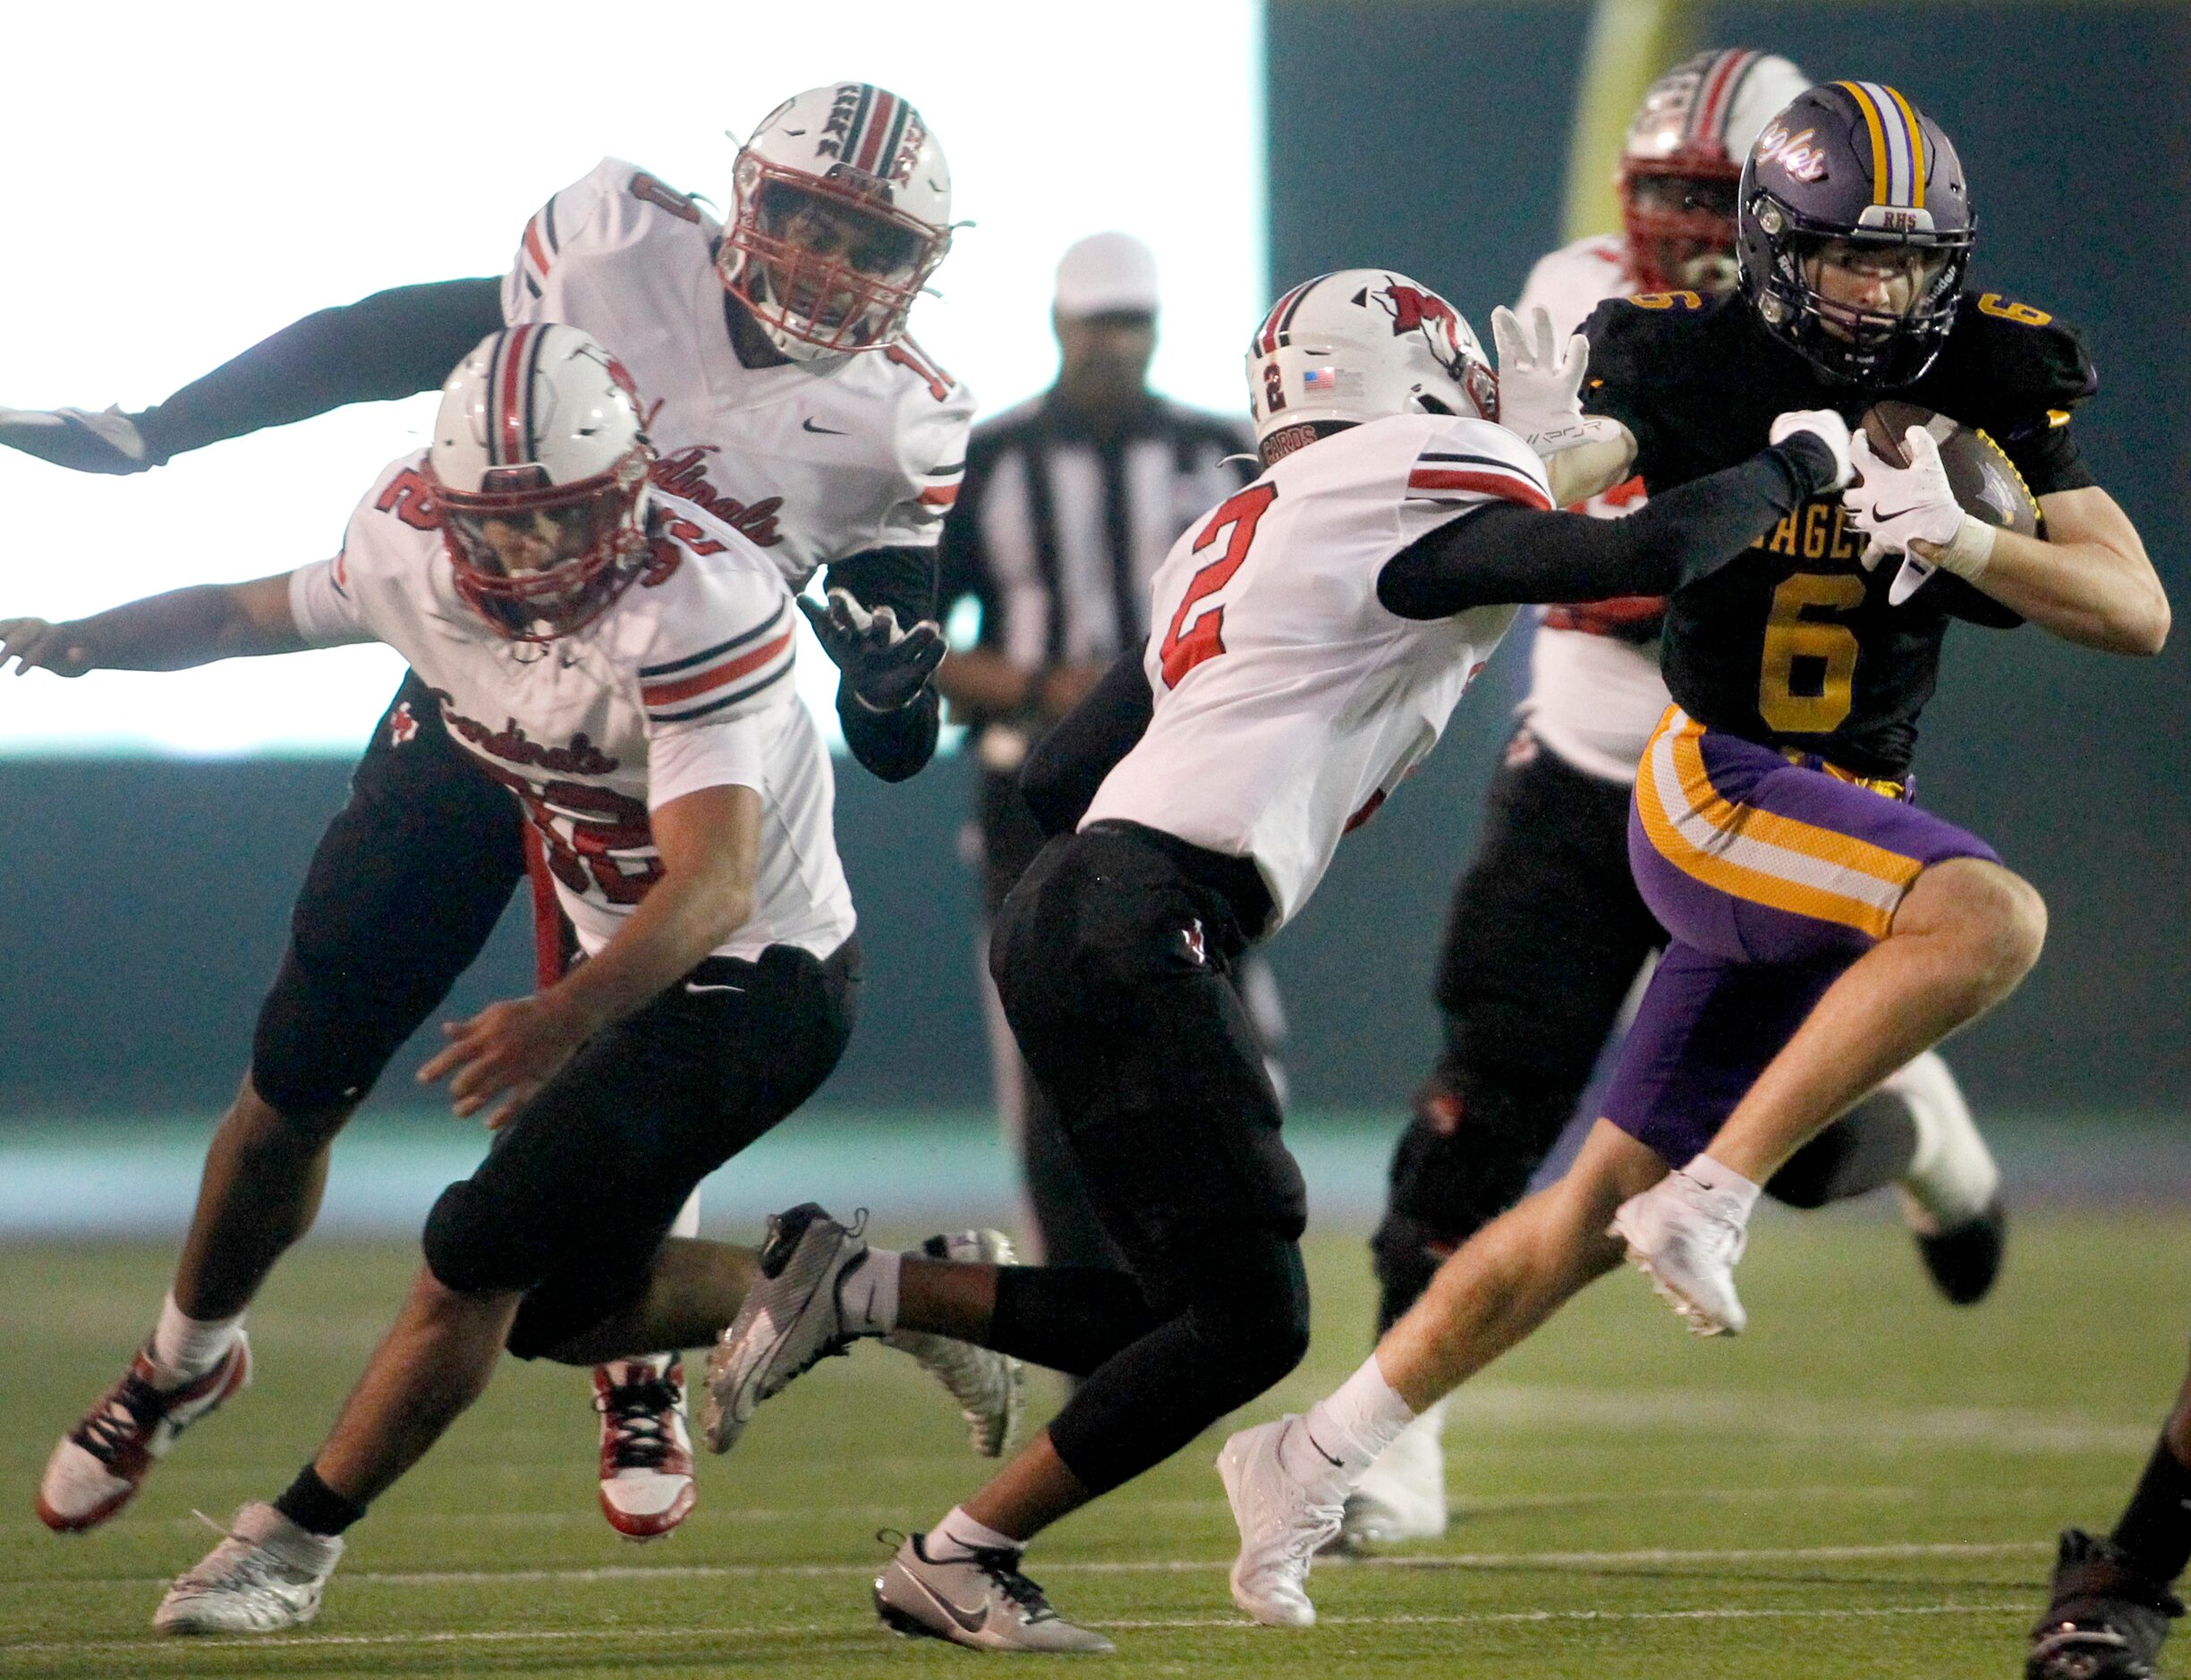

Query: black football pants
left=981, top=822, right=1310, bottom=1497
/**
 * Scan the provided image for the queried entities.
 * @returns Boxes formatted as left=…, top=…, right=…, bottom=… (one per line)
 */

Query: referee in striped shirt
left=938, top=232, right=1285, bottom=1270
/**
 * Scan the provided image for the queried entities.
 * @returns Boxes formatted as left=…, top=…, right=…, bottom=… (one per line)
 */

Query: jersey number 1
left=1158, top=482, right=1278, bottom=688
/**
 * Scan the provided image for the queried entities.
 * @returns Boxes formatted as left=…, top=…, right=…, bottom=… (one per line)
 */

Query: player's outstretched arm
left=1490, top=304, right=1638, bottom=506
left=1019, top=648, right=1155, bottom=836
left=0, top=573, right=332, bottom=676
left=1377, top=418, right=1852, bottom=620
left=0, top=280, right=502, bottom=475
left=815, top=546, right=944, bottom=782
left=1847, top=431, right=2169, bottom=655
left=420, top=783, right=760, bottom=1126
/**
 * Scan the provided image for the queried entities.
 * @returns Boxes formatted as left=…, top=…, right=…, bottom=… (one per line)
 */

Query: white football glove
left=1845, top=428, right=1996, bottom=603
left=1490, top=304, right=1593, bottom=454
left=0, top=405, right=153, bottom=474
left=1767, top=409, right=1856, bottom=492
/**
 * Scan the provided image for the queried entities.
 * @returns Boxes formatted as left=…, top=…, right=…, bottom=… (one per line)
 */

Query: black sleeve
left=132, top=279, right=505, bottom=463
left=1376, top=437, right=1842, bottom=620
left=1019, top=647, right=1154, bottom=836
left=1578, top=296, right=1677, bottom=486
left=1957, top=300, right=2100, bottom=497
left=822, top=544, right=941, bottom=783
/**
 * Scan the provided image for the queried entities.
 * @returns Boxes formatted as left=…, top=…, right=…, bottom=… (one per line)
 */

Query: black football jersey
left=1580, top=289, right=2097, bottom=777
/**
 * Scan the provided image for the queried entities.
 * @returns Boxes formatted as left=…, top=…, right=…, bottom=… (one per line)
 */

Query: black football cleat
left=1916, top=1195, right=2007, bottom=1306
left=2027, top=1527, right=2183, bottom=1679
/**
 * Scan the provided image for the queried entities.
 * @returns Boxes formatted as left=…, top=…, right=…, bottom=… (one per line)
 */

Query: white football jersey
left=1513, top=233, right=1671, bottom=785
left=1084, top=414, right=1550, bottom=930
left=503, top=158, right=975, bottom=584
left=289, top=454, right=856, bottom=964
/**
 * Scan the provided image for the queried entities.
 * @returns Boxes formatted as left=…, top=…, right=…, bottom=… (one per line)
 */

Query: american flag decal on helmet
left=1838, top=81, right=1929, bottom=208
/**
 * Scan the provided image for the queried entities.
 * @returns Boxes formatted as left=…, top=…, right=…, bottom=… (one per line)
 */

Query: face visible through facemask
left=1802, top=239, right=1946, bottom=341
left=754, top=181, right=926, bottom=331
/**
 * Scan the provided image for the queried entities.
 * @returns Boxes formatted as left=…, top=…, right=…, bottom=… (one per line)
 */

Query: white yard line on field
left=0, top=1600, right=2038, bottom=1659
left=37, top=1537, right=2051, bottom=1592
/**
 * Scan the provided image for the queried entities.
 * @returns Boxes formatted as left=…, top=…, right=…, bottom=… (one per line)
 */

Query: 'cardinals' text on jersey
left=1514, top=233, right=1667, bottom=785
left=1084, top=414, right=1550, bottom=929
left=1583, top=288, right=2094, bottom=777
left=503, top=158, right=974, bottom=582
left=290, top=456, right=856, bottom=963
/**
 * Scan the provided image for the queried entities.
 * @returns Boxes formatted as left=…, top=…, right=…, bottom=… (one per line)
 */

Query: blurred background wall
left=0, top=0, right=2183, bottom=1124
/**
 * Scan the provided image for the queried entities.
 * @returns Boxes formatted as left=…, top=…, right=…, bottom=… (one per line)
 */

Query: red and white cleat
left=38, top=1336, right=252, bottom=1532
left=594, top=1356, right=696, bottom=1541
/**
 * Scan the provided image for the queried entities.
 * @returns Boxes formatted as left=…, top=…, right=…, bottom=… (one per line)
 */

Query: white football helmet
left=428, top=324, right=656, bottom=641
left=718, top=82, right=953, bottom=361
left=1620, top=48, right=1811, bottom=293
left=1245, top=270, right=1497, bottom=462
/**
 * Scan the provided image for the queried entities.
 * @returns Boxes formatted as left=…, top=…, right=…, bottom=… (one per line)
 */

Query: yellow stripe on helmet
left=1883, top=85, right=1927, bottom=206
left=1837, top=81, right=1895, bottom=206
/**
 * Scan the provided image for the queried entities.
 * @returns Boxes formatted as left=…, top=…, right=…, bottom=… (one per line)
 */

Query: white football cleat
left=38, top=1336, right=251, bottom=1532
left=593, top=1355, right=695, bottom=1540
left=1337, top=1398, right=1448, bottom=1548
left=1874, top=1050, right=2008, bottom=1304
left=153, top=1502, right=342, bottom=1635
left=1609, top=1168, right=1751, bottom=1336
left=874, top=1532, right=1114, bottom=1653
left=883, top=1230, right=1025, bottom=1457
left=702, top=1203, right=875, bottom=1454
left=1218, top=1416, right=1345, bottom=1627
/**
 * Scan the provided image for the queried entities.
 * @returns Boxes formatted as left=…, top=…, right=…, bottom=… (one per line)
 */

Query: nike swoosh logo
left=801, top=417, right=848, bottom=436
left=913, top=1574, right=991, bottom=1635
left=1869, top=504, right=1928, bottom=524
left=1301, top=1426, right=1346, bottom=1469
left=685, top=981, right=745, bottom=995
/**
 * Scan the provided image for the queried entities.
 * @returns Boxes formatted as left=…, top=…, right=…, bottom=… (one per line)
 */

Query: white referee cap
left=1054, top=232, right=1159, bottom=318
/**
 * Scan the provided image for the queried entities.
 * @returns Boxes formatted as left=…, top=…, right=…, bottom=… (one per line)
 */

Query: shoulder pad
left=1951, top=293, right=2098, bottom=412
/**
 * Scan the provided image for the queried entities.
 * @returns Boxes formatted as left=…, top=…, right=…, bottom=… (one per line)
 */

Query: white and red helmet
left=718, top=82, right=954, bottom=361
left=428, top=324, right=657, bottom=641
left=1619, top=48, right=1811, bottom=293
left=1245, top=270, right=1497, bottom=462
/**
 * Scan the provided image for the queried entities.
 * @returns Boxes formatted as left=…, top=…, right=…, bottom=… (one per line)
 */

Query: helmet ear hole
left=1415, top=394, right=1456, bottom=417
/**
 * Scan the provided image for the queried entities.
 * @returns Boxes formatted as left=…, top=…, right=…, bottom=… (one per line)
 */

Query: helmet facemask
left=1620, top=161, right=1744, bottom=293
left=718, top=162, right=950, bottom=361
left=1743, top=193, right=1970, bottom=386
left=439, top=450, right=655, bottom=642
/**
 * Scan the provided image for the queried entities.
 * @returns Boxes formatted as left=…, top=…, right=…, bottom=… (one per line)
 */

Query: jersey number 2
left=1158, top=483, right=1278, bottom=688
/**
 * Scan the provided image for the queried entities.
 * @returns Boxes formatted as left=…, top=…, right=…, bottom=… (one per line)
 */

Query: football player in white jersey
left=1346, top=49, right=2008, bottom=1548
left=18, top=84, right=1012, bottom=1545
left=683, top=272, right=1862, bottom=1651
left=0, top=325, right=1000, bottom=1635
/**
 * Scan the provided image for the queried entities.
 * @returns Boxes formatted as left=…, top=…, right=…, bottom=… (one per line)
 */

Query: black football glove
left=0, top=405, right=156, bottom=474
left=798, top=587, right=945, bottom=712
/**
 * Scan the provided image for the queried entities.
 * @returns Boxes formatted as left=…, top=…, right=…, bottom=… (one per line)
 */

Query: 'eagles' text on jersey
left=1582, top=289, right=2096, bottom=777
left=503, top=158, right=974, bottom=582
left=1084, top=415, right=1550, bottom=929
left=289, top=455, right=856, bottom=963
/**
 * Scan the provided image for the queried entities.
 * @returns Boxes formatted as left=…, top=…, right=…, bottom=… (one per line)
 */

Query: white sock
left=837, top=1247, right=900, bottom=1336
left=927, top=1505, right=1022, bottom=1559
left=149, top=1294, right=242, bottom=1382
left=1685, top=1154, right=1762, bottom=1222
left=1289, top=1353, right=1416, bottom=1484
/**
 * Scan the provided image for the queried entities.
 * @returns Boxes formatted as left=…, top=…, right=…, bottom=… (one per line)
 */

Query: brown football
left=1858, top=400, right=2044, bottom=537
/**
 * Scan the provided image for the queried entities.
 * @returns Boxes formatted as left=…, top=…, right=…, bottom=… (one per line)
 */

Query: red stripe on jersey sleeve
left=522, top=217, right=552, bottom=278
left=1407, top=467, right=1551, bottom=511
left=918, top=484, right=959, bottom=507
left=640, top=626, right=794, bottom=706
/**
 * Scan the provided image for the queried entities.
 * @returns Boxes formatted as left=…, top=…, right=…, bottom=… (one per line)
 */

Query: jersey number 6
left=1758, top=572, right=1864, bottom=733
left=1158, top=482, right=1278, bottom=689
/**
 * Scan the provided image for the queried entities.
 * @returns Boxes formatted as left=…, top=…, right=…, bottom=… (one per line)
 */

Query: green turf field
left=0, top=1214, right=2181, bottom=1678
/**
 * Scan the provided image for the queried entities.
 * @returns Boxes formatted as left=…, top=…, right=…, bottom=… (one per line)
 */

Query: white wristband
left=1932, top=513, right=1997, bottom=582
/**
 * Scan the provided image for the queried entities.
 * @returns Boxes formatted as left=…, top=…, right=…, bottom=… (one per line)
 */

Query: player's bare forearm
left=1919, top=488, right=2169, bottom=655
left=1, top=574, right=310, bottom=675
left=548, top=783, right=760, bottom=1038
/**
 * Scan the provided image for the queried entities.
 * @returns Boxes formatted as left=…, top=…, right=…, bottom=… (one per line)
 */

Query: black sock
left=2111, top=1435, right=2191, bottom=1585
left=273, top=1464, right=368, bottom=1539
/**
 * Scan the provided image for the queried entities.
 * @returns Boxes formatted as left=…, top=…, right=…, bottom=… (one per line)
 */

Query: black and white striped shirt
left=940, top=392, right=1252, bottom=672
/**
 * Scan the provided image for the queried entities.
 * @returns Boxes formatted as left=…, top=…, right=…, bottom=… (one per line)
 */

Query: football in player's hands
left=1855, top=402, right=2042, bottom=539
left=798, top=587, right=945, bottom=712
